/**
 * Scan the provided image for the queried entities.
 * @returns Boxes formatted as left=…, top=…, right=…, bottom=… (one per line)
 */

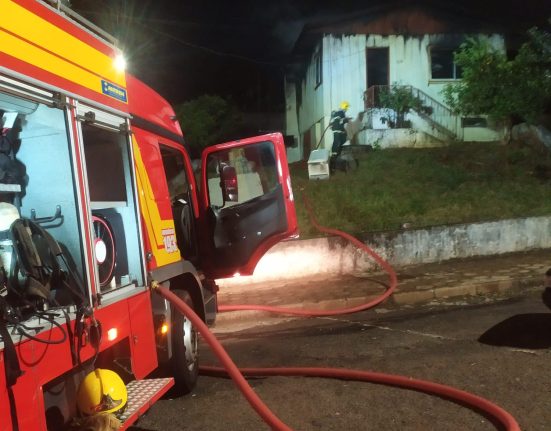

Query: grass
left=291, top=142, right=551, bottom=238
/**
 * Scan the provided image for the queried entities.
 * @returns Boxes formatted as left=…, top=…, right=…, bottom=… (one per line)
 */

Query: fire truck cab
left=0, top=1, right=297, bottom=430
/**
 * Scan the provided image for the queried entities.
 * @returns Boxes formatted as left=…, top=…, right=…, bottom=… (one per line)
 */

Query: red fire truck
left=0, top=0, right=298, bottom=429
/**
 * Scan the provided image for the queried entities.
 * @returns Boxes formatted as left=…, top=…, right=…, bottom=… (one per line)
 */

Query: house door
left=366, top=48, right=389, bottom=88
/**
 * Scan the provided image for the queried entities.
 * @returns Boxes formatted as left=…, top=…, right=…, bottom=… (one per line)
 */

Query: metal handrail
left=363, top=85, right=458, bottom=138
left=38, top=0, right=118, bottom=46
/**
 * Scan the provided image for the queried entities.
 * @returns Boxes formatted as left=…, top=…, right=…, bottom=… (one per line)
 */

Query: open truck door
left=199, top=133, right=298, bottom=279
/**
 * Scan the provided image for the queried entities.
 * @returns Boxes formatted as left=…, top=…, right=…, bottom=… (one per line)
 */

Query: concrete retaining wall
left=358, top=128, right=443, bottom=149
left=217, top=215, right=551, bottom=287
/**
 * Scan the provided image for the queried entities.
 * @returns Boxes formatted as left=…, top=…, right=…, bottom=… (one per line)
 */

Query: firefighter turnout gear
left=330, top=106, right=349, bottom=159
left=68, top=413, right=122, bottom=431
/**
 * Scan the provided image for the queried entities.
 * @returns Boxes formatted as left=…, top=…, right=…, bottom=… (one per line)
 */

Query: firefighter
left=330, top=101, right=350, bottom=172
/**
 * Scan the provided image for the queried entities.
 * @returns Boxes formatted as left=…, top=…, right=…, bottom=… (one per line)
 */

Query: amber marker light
left=107, top=328, right=118, bottom=341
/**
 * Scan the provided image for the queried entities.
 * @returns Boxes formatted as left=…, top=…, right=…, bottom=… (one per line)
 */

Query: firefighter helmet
left=340, top=101, right=350, bottom=111
left=77, top=369, right=128, bottom=416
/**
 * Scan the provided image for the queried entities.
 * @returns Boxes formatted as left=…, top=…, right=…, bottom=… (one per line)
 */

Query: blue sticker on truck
left=101, top=80, right=127, bottom=102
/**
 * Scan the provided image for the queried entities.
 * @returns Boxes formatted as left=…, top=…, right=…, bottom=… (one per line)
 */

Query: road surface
left=131, top=289, right=551, bottom=430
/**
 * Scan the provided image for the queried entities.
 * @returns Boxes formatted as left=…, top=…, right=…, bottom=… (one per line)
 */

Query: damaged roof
left=287, top=0, right=521, bottom=62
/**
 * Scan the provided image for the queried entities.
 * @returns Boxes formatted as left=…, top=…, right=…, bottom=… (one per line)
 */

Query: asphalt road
left=131, top=289, right=551, bottom=431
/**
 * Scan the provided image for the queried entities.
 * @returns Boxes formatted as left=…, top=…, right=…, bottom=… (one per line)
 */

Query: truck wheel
left=171, top=289, right=199, bottom=393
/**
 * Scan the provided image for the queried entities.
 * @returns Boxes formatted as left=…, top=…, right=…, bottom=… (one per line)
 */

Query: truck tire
left=171, top=289, right=199, bottom=393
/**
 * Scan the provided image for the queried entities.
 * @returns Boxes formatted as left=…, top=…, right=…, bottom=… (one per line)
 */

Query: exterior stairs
left=363, top=85, right=460, bottom=141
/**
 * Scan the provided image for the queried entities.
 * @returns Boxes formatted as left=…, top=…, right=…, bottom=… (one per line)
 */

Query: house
left=284, top=3, right=508, bottom=163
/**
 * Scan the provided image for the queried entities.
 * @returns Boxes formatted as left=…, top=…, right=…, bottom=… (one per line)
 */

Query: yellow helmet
left=77, top=369, right=128, bottom=416
left=340, top=101, right=350, bottom=110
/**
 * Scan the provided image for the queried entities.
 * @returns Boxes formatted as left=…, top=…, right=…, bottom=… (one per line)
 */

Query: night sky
left=71, top=0, right=550, bottom=111
left=72, top=0, right=321, bottom=110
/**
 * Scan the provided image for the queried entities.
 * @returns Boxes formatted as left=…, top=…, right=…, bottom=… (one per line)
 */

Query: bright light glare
left=161, top=323, right=169, bottom=335
left=107, top=327, right=118, bottom=341
left=233, top=272, right=241, bottom=278
left=218, top=250, right=313, bottom=288
left=94, top=239, right=107, bottom=264
left=114, top=53, right=127, bottom=72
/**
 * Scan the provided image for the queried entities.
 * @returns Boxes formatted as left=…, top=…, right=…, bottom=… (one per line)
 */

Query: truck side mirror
left=220, top=163, right=238, bottom=203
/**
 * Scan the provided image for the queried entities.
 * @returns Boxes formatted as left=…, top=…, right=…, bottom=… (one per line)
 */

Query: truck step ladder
left=119, top=377, right=174, bottom=430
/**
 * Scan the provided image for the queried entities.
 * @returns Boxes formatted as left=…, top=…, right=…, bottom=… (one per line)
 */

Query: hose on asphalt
left=155, top=287, right=520, bottom=431
left=152, top=192, right=521, bottom=431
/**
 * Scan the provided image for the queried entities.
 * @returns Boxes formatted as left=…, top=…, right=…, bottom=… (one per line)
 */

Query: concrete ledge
left=215, top=274, right=544, bottom=326
left=218, top=216, right=551, bottom=289
left=434, top=284, right=477, bottom=299
left=392, top=289, right=435, bottom=305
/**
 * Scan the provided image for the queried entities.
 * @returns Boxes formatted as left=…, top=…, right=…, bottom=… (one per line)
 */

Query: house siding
left=284, top=77, right=301, bottom=163
left=286, top=32, right=506, bottom=159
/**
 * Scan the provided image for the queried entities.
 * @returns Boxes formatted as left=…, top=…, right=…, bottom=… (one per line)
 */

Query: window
left=296, top=83, right=302, bottom=108
left=315, top=51, right=322, bottom=87
left=81, top=115, right=144, bottom=293
left=430, top=48, right=462, bottom=80
left=160, top=145, right=189, bottom=201
left=206, top=141, right=278, bottom=208
left=462, top=117, right=488, bottom=128
left=82, top=124, right=127, bottom=203
left=0, top=91, right=86, bottom=304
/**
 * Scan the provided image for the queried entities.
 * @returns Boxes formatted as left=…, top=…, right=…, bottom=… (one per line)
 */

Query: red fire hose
left=152, top=193, right=521, bottom=430
left=218, top=193, right=397, bottom=316
left=155, top=287, right=520, bottom=431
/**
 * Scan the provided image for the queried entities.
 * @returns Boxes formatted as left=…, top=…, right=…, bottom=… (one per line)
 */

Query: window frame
left=461, top=117, right=488, bottom=128
left=314, top=50, right=323, bottom=88
left=159, top=143, right=190, bottom=202
left=75, top=103, right=146, bottom=301
left=429, top=46, right=462, bottom=81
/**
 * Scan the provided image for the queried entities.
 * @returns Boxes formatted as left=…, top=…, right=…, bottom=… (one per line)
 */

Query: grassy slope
left=291, top=142, right=551, bottom=238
